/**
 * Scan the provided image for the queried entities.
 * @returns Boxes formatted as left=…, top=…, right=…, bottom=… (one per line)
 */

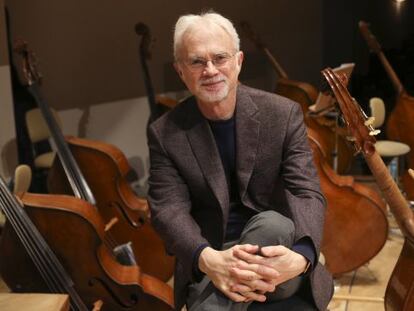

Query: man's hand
left=198, top=245, right=279, bottom=302
left=233, top=245, right=308, bottom=286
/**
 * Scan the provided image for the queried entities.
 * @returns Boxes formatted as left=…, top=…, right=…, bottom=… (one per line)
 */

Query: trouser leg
left=239, top=210, right=302, bottom=301
left=248, top=294, right=317, bottom=311
left=187, top=210, right=301, bottom=311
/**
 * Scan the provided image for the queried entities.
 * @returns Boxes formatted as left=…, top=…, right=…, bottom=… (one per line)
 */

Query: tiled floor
left=328, top=215, right=403, bottom=311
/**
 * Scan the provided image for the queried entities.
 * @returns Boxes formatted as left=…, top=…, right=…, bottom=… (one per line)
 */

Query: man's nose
left=203, top=60, right=219, bottom=75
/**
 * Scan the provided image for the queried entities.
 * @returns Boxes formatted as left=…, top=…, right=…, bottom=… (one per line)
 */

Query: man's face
left=174, top=25, right=243, bottom=105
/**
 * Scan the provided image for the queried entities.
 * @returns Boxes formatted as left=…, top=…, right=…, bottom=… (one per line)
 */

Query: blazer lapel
left=236, top=86, right=260, bottom=201
left=185, top=100, right=229, bottom=218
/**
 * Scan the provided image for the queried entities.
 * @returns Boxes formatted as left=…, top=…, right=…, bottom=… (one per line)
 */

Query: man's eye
left=214, top=55, right=229, bottom=64
left=191, top=59, right=205, bottom=66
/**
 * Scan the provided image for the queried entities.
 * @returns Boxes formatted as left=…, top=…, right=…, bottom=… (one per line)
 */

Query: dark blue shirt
left=209, top=116, right=257, bottom=242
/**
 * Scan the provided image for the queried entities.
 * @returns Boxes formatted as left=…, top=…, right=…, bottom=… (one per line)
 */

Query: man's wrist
left=198, top=246, right=215, bottom=274
left=302, top=258, right=311, bottom=275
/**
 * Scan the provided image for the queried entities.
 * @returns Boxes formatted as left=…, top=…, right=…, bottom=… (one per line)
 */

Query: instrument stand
left=323, top=109, right=341, bottom=173
left=307, top=106, right=341, bottom=173
left=332, top=111, right=340, bottom=173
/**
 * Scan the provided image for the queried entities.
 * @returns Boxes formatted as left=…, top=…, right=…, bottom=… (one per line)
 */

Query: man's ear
left=174, top=62, right=184, bottom=78
left=235, top=51, right=244, bottom=74
left=237, top=51, right=244, bottom=67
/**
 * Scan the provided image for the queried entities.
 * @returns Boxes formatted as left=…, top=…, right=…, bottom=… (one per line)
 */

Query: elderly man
left=147, top=11, right=333, bottom=311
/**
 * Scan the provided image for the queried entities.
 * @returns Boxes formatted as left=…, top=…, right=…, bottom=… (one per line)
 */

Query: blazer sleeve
left=281, top=102, right=327, bottom=259
left=147, top=124, right=210, bottom=281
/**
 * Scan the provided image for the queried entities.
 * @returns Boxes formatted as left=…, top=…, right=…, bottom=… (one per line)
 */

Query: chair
left=25, top=108, right=61, bottom=169
left=13, top=164, right=32, bottom=194
left=0, top=165, right=32, bottom=230
left=369, top=97, right=410, bottom=184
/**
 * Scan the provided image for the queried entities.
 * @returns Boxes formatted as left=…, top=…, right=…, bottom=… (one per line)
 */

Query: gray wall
left=2, top=0, right=413, bottom=179
left=0, top=0, right=16, bottom=178
left=5, top=1, right=323, bottom=110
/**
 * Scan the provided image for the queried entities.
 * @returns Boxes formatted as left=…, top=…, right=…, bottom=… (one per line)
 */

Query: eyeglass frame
left=177, top=51, right=239, bottom=72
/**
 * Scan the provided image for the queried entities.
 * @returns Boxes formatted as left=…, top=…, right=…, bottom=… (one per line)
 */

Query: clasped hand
left=198, top=244, right=307, bottom=303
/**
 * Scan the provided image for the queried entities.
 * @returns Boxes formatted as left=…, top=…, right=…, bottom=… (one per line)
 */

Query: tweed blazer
left=147, top=85, right=333, bottom=310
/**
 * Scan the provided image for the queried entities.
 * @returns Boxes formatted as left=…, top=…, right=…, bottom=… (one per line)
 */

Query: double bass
left=6, top=10, right=52, bottom=193
left=14, top=40, right=174, bottom=281
left=240, top=21, right=353, bottom=174
left=135, top=22, right=177, bottom=123
left=49, top=136, right=176, bottom=281
left=0, top=174, right=173, bottom=310
left=307, top=127, right=388, bottom=276
left=359, top=21, right=414, bottom=201
left=323, top=68, right=414, bottom=311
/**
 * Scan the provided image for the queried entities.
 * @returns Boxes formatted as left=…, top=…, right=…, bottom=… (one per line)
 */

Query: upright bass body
left=307, top=127, right=388, bottom=276
left=48, top=136, right=175, bottom=282
left=0, top=192, right=174, bottom=311
left=386, top=92, right=414, bottom=201
left=385, top=237, right=414, bottom=311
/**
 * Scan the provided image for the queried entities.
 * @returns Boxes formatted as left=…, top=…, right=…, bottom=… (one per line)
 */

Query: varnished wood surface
left=308, top=129, right=388, bottom=276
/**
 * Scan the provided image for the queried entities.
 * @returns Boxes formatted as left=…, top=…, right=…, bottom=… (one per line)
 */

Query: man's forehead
left=180, top=26, right=234, bottom=56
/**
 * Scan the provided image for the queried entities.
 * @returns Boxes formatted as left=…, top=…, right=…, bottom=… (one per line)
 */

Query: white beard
left=198, top=84, right=229, bottom=103
left=197, top=76, right=229, bottom=103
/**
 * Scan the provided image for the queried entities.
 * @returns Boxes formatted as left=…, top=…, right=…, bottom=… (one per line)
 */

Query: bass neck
left=27, top=84, right=96, bottom=205
left=240, top=20, right=288, bottom=79
left=376, top=50, right=405, bottom=96
left=14, top=40, right=96, bottom=205
left=135, top=22, right=160, bottom=124
left=359, top=21, right=404, bottom=96
left=364, top=151, right=414, bottom=241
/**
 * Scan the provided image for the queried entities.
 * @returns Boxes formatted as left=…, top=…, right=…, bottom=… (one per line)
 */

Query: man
left=147, top=11, right=333, bottom=311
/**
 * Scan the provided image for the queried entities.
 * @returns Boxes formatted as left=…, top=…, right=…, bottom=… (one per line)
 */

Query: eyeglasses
left=181, top=52, right=237, bottom=72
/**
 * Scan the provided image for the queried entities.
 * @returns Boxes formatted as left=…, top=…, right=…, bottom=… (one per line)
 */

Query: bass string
left=0, top=178, right=88, bottom=311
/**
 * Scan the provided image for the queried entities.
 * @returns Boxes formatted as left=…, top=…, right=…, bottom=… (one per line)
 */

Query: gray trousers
left=187, top=211, right=314, bottom=311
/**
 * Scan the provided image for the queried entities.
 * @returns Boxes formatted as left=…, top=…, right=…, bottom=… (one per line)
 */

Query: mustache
left=200, top=76, right=226, bottom=84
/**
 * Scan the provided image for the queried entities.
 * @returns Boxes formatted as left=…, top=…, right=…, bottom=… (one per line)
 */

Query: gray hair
left=173, top=11, right=240, bottom=60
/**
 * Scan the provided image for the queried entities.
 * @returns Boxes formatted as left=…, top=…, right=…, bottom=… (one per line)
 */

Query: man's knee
left=239, top=210, right=295, bottom=247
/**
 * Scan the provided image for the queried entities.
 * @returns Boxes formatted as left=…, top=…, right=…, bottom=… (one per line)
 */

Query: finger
left=233, top=262, right=280, bottom=279
left=234, top=275, right=276, bottom=293
left=241, top=290, right=267, bottom=302
left=235, top=244, right=259, bottom=254
left=246, top=261, right=280, bottom=278
left=230, top=283, right=253, bottom=293
left=230, top=266, right=261, bottom=281
left=233, top=248, right=264, bottom=264
left=223, top=290, right=248, bottom=303
left=243, top=290, right=267, bottom=303
left=246, top=279, right=276, bottom=293
left=260, top=245, right=288, bottom=257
